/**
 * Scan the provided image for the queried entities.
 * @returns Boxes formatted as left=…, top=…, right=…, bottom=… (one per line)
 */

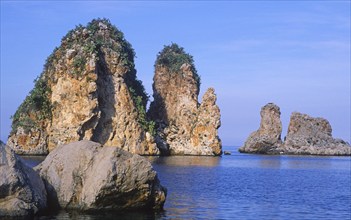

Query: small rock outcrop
left=239, top=103, right=283, bottom=154
left=7, top=19, right=158, bottom=155
left=148, top=43, right=222, bottom=155
left=35, top=140, right=166, bottom=211
left=0, top=142, right=47, bottom=217
left=283, top=112, right=351, bottom=155
left=239, top=103, right=351, bottom=156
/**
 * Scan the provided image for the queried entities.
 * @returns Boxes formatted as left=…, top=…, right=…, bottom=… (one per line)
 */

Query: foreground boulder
left=0, top=142, right=47, bottom=217
left=35, top=140, right=166, bottom=211
left=283, top=112, right=351, bottom=155
left=239, top=103, right=283, bottom=154
left=148, top=43, right=222, bottom=155
left=7, top=18, right=158, bottom=155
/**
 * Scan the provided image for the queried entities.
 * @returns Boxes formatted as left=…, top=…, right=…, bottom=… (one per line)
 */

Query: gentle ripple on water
left=19, top=146, right=351, bottom=220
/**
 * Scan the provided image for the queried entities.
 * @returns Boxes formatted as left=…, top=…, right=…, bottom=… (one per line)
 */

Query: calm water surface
left=22, top=146, right=351, bottom=220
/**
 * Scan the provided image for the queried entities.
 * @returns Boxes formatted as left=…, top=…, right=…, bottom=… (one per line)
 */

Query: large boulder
left=148, top=43, right=222, bottom=155
left=7, top=18, right=159, bottom=155
left=283, top=112, right=351, bottom=155
left=239, top=103, right=283, bottom=154
left=35, top=140, right=166, bottom=211
left=0, top=142, right=47, bottom=217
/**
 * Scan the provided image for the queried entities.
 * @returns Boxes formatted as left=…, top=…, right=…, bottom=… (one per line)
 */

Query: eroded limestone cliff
left=148, top=44, right=222, bottom=155
left=7, top=19, right=158, bottom=155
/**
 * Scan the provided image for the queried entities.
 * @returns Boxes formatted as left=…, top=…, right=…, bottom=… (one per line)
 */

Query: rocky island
left=7, top=19, right=158, bottom=155
left=239, top=103, right=351, bottom=156
left=7, top=20, right=221, bottom=156
left=148, top=44, right=222, bottom=155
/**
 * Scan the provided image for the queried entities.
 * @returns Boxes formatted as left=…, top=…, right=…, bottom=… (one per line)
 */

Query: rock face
left=148, top=44, right=222, bottom=155
left=239, top=103, right=351, bottom=156
left=35, top=140, right=166, bottom=211
left=7, top=19, right=159, bottom=155
left=283, top=112, right=351, bottom=155
left=239, top=103, right=283, bottom=154
left=0, top=142, right=47, bottom=217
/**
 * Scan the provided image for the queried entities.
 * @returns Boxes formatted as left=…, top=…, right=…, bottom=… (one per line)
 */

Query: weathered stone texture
left=283, top=112, right=351, bottom=155
left=149, top=59, right=222, bottom=155
left=7, top=19, right=159, bottom=155
left=239, top=104, right=351, bottom=156
left=0, top=142, right=47, bottom=217
left=35, top=140, right=166, bottom=211
left=239, top=103, right=282, bottom=154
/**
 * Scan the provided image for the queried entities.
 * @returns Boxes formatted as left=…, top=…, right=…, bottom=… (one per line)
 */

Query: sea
left=21, top=146, right=351, bottom=220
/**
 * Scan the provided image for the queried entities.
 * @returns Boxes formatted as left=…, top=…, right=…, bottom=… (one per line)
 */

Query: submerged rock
left=35, top=140, right=166, bottom=211
left=283, top=112, right=351, bottom=155
left=223, top=151, right=231, bottom=155
left=239, top=103, right=283, bottom=154
left=0, top=142, right=47, bottom=217
left=148, top=43, right=222, bottom=155
left=7, top=18, right=158, bottom=155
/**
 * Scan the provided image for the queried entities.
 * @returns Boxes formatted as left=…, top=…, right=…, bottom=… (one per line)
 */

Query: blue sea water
left=22, top=146, right=351, bottom=220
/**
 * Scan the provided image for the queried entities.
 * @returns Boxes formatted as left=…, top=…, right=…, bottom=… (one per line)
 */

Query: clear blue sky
left=1, top=1, right=350, bottom=146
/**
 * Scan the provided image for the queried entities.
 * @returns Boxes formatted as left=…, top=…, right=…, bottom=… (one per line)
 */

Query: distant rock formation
left=239, top=103, right=351, bottom=156
left=35, top=140, right=166, bottom=211
left=239, top=103, right=283, bottom=154
left=7, top=19, right=158, bottom=155
left=0, top=142, right=47, bottom=217
left=148, top=44, right=222, bottom=155
left=283, top=112, right=351, bottom=155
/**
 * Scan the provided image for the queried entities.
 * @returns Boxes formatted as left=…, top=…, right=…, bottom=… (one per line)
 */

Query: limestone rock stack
left=148, top=44, right=222, bottom=155
left=283, top=112, right=351, bottom=155
left=239, top=103, right=283, bottom=154
left=7, top=19, right=159, bottom=155
left=239, top=103, right=351, bottom=156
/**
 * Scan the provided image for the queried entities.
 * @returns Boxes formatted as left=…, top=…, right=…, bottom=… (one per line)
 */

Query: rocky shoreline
left=239, top=103, right=351, bottom=156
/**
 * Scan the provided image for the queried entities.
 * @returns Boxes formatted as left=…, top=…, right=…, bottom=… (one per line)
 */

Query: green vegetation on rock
left=156, top=43, right=200, bottom=87
left=129, top=87, right=156, bottom=136
left=11, top=76, right=52, bottom=134
left=10, top=18, right=154, bottom=138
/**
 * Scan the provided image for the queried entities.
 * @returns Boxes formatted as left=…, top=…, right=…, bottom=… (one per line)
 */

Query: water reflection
left=36, top=210, right=164, bottom=220
left=147, top=156, right=220, bottom=167
left=259, top=157, right=282, bottom=169
left=285, top=156, right=333, bottom=170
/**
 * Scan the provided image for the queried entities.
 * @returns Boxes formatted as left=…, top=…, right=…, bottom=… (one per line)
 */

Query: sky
left=1, top=1, right=350, bottom=146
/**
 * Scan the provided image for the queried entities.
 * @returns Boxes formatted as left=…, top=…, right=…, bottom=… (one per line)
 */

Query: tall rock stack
left=7, top=19, right=159, bottom=155
left=149, top=44, right=222, bottom=155
left=239, top=103, right=283, bottom=154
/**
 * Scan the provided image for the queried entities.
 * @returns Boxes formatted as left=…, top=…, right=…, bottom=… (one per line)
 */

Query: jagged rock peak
left=149, top=43, right=222, bottom=155
left=7, top=18, right=159, bottom=155
left=239, top=103, right=283, bottom=154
